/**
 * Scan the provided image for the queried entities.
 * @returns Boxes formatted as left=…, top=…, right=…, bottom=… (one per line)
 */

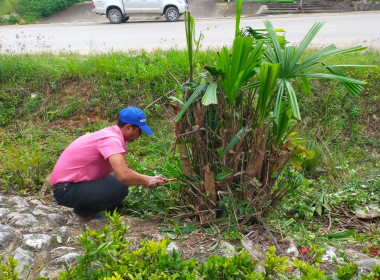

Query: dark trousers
left=53, top=174, right=129, bottom=217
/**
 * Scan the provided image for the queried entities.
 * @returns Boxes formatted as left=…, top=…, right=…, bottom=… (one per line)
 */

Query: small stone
left=66, top=218, right=81, bottom=226
left=0, top=208, right=10, bottom=218
left=167, top=242, right=178, bottom=254
left=219, top=241, right=236, bottom=258
left=354, top=259, right=380, bottom=273
left=11, top=213, right=38, bottom=227
left=51, top=246, right=77, bottom=259
left=0, top=231, right=14, bottom=247
left=29, top=227, right=48, bottom=233
left=22, top=233, right=52, bottom=250
left=0, top=223, right=14, bottom=232
left=17, top=207, right=30, bottom=213
left=32, top=209, right=48, bottom=216
left=13, top=247, right=34, bottom=274
left=29, top=199, right=43, bottom=206
left=47, top=213, right=66, bottom=224
left=0, top=196, right=6, bottom=207
left=344, top=249, right=369, bottom=261
left=9, top=196, right=30, bottom=208
left=322, top=246, right=337, bottom=262
left=281, top=237, right=299, bottom=257
left=50, top=253, right=79, bottom=265
left=57, top=226, right=73, bottom=241
left=35, top=204, right=58, bottom=213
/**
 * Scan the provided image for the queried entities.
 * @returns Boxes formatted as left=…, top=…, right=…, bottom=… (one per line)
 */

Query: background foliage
left=0, top=0, right=86, bottom=24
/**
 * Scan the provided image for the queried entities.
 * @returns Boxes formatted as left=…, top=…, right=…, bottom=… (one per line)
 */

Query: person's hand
left=146, top=175, right=166, bottom=190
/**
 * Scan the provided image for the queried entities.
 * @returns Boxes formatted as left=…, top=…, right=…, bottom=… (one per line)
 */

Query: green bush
left=0, top=255, right=18, bottom=280
left=0, top=0, right=87, bottom=23
left=0, top=13, right=20, bottom=24
left=59, top=213, right=380, bottom=279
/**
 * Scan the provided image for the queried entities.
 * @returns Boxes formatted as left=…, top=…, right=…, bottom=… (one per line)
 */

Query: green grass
left=0, top=50, right=216, bottom=191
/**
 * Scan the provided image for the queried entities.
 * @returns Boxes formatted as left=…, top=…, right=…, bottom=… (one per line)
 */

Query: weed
left=0, top=255, right=18, bottom=280
left=336, top=263, right=359, bottom=280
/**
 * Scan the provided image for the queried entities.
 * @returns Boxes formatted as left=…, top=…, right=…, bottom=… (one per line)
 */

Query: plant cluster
left=170, top=4, right=366, bottom=228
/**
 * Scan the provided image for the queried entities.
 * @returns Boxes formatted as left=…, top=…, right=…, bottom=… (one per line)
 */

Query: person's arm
left=108, top=153, right=165, bottom=189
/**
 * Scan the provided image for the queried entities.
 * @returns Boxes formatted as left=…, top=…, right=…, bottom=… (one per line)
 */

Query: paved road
left=1, top=11, right=380, bottom=54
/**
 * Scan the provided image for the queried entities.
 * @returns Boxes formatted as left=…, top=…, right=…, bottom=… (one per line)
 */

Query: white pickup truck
left=92, top=0, right=188, bottom=24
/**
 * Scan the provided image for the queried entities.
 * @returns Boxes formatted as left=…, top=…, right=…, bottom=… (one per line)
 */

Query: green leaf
left=319, top=230, right=356, bottom=240
left=258, top=62, right=281, bottom=125
left=175, top=82, right=207, bottom=121
left=235, top=0, right=242, bottom=38
left=241, top=81, right=260, bottom=90
left=158, top=227, right=173, bottom=232
left=301, top=77, right=311, bottom=94
left=201, top=82, right=218, bottom=105
left=264, top=20, right=284, bottom=64
left=287, top=22, right=325, bottom=73
left=223, top=128, right=244, bottom=155
left=285, top=80, right=301, bottom=120
left=299, top=73, right=365, bottom=85
left=184, top=11, right=195, bottom=81
left=217, top=37, right=263, bottom=104
left=322, top=63, right=364, bottom=95
left=165, top=233, right=178, bottom=240
left=168, top=96, right=184, bottom=106
left=273, top=82, right=285, bottom=119
left=215, top=171, right=233, bottom=181
left=56, top=235, right=62, bottom=244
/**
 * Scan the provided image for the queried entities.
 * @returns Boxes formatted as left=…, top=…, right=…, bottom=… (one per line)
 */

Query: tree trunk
left=172, top=103, right=193, bottom=177
left=204, top=164, right=217, bottom=206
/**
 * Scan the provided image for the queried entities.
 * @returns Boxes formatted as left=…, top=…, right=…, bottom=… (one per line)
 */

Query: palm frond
left=299, top=73, right=365, bottom=85
left=287, top=22, right=325, bottom=72
left=322, top=64, right=364, bottom=95
left=235, top=0, right=242, bottom=38
left=223, top=128, right=245, bottom=155
left=273, top=82, right=285, bottom=119
left=264, top=20, right=284, bottom=64
left=174, top=82, right=207, bottom=121
left=285, top=80, right=301, bottom=120
left=258, top=62, right=281, bottom=125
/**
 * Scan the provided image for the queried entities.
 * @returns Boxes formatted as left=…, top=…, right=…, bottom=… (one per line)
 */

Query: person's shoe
left=73, top=209, right=92, bottom=222
left=91, top=212, right=107, bottom=220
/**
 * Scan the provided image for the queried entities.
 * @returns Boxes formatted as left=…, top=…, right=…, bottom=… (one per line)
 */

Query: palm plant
left=171, top=2, right=365, bottom=225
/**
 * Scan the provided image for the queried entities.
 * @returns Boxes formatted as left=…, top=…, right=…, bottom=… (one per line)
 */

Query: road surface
left=0, top=11, right=380, bottom=54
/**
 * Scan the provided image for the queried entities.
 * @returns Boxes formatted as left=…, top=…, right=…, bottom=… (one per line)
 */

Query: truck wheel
left=165, top=7, right=179, bottom=21
left=108, top=8, right=122, bottom=24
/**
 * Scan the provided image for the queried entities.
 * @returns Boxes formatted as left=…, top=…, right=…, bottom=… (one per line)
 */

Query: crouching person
left=50, top=106, right=166, bottom=221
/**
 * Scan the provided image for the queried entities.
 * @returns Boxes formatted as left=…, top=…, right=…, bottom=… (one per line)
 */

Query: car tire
left=108, top=8, right=123, bottom=24
left=165, top=6, right=179, bottom=22
left=121, top=16, right=130, bottom=23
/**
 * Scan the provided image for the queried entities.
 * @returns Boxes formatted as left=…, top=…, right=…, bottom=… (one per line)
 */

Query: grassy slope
left=0, top=50, right=378, bottom=242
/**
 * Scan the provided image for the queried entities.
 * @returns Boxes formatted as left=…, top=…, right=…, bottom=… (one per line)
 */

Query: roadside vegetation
left=1, top=3, right=379, bottom=279
left=0, top=0, right=86, bottom=24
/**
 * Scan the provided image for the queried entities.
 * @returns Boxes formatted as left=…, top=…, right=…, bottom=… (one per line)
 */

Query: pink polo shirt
left=50, top=125, right=127, bottom=185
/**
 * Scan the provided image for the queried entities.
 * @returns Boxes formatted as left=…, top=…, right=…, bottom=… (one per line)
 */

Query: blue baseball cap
left=119, top=107, right=153, bottom=135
